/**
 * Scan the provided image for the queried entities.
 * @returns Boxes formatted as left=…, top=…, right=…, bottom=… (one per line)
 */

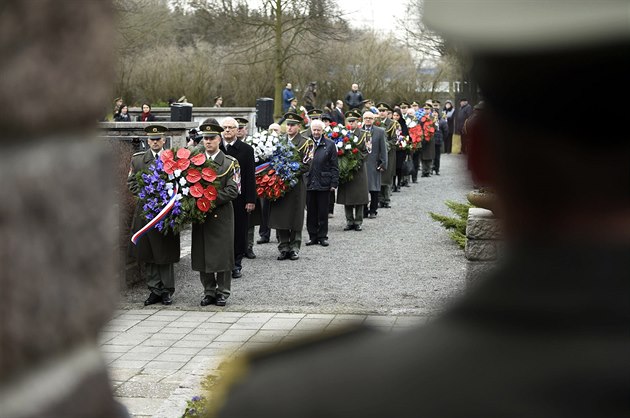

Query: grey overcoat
left=365, top=126, right=388, bottom=192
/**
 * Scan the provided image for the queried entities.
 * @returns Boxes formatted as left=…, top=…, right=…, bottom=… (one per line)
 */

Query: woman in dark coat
left=443, top=100, right=455, bottom=154
left=392, top=108, right=409, bottom=191
left=139, top=103, right=156, bottom=122
left=114, top=104, right=132, bottom=122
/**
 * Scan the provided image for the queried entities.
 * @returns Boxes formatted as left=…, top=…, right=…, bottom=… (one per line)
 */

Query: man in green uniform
left=191, top=123, right=239, bottom=307
left=268, top=112, right=313, bottom=261
left=211, top=1, right=630, bottom=417
left=336, top=110, right=369, bottom=231
left=127, top=125, right=180, bottom=306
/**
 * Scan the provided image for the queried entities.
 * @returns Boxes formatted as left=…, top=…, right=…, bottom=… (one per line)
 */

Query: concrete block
left=465, top=239, right=497, bottom=261
left=466, top=208, right=502, bottom=239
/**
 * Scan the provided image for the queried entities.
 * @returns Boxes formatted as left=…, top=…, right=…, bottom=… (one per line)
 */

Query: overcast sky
left=337, top=0, right=407, bottom=33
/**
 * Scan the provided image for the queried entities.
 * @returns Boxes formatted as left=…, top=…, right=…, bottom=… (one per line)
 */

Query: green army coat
left=268, top=133, right=313, bottom=230
left=191, top=151, right=239, bottom=273
left=127, top=149, right=180, bottom=265
left=380, top=118, right=398, bottom=185
left=336, top=128, right=369, bottom=205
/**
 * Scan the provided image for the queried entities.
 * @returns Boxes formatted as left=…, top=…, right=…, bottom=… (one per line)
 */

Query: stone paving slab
left=102, top=308, right=427, bottom=418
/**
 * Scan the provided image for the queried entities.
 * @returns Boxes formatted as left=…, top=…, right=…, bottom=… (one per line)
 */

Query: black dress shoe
left=368, top=213, right=377, bottom=219
left=245, top=248, right=256, bottom=259
left=289, top=251, right=299, bottom=260
left=277, top=251, right=289, bottom=260
left=343, top=225, right=355, bottom=231
left=305, top=240, right=318, bottom=246
left=319, top=239, right=329, bottom=247
left=232, top=269, right=242, bottom=278
left=161, top=293, right=173, bottom=305
left=144, top=292, right=162, bottom=306
left=256, top=237, right=270, bottom=244
left=215, top=294, right=227, bottom=306
left=354, top=225, right=363, bottom=231
left=382, top=203, right=391, bottom=209
left=200, top=295, right=216, bottom=306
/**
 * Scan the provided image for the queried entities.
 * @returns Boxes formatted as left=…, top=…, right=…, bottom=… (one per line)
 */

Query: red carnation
left=332, top=132, right=339, bottom=138
left=337, top=150, right=343, bottom=156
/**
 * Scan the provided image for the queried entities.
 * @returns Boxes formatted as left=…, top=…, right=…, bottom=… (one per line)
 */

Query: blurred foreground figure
left=212, top=2, right=630, bottom=417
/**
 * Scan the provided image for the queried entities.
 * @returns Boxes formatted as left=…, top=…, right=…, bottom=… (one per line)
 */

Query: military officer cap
left=144, top=125, right=168, bottom=139
left=399, top=101, right=410, bottom=108
left=283, top=111, right=303, bottom=125
left=344, top=110, right=361, bottom=122
left=411, top=101, right=419, bottom=107
left=199, top=123, right=224, bottom=137
left=376, top=102, right=392, bottom=112
left=235, top=117, right=249, bottom=128
left=422, top=103, right=433, bottom=111
left=307, top=109, right=323, bottom=119
left=320, top=113, right=333, bottom=122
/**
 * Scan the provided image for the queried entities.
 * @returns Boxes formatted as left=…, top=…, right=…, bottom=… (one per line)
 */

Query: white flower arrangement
left=245, top=130, right=280, bottom=163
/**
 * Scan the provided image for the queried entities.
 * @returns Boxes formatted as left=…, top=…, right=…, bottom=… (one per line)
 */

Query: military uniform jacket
left=221, top=139, right=256, bottom=255
left=191, top=151, right=239, bottom=273
left=214, top=244, right=630, bottom=418
left=336, top=128, right=369, bottom=205
left=420, top=122, right=436, bottom=161
left=365, top=126, right=388, bottom=192
left=380, top=118, right=398, bottom=185
left=127, top=149, right=180, bottom=264
left=268, top=133, right=313, bottom=230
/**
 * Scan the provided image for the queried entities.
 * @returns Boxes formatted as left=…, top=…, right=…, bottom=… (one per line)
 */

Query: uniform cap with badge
left=306, top=109, right=323, bottom=119
left=235, top=117, right=249, bottom=128
left=283, top=111, right=303, bottom=125
left=144, top=125, right=168, bottom=139
left=376, top=102, right=392, bottom=112
left=199, top=123, right=224, bottom=137
left=344, top=110, right=361, bottom=122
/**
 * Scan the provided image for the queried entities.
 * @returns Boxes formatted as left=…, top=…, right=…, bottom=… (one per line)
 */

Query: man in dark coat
left=336, top=111, right=369, bottom=230
left=331, top=100, right=345, bottom=125
left=344, top=83, right=363, bottom=110
left=376, top=102, right=397, bottom=209
left=268, top=112, right=313, bottom=261
left=210, top=2, right=630, bottom=417
left=304, top=119, right=339, bottom=246
left=191, top=123, right=239, bottom=307
left=432, top=110, right=449, bottom=175
left=455, top=98, right=473, bottom=154
left=220, top=117, right=256, bottom=279
left=362, top=111, right=387, bottom=218
left=127, top=125, right=180, bottom=306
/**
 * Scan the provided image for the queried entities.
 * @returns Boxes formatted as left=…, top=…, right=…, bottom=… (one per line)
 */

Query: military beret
left=199, top=123, right=224, bottom=137
left=144, top=125, right=168, bottom=139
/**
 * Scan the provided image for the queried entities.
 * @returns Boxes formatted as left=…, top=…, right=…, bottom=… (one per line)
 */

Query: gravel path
left=119, top=153, right=474, bottom=315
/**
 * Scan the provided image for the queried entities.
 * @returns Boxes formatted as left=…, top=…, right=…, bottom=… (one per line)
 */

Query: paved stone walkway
left=100, top=309, right=426, bottom=418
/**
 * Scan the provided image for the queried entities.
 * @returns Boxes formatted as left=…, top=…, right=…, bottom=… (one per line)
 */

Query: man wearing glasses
left=220, top=117, right=256, bottom=279
left=269, top=112, right=313, bottom=261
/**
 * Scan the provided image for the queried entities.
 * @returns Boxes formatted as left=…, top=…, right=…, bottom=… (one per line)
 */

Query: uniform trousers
left=199, top=271, right=231, bottom=298
left=277, top=229, right=302, bottom=253
left=411, top=151, right=421, bottom=182
left=344, top=205, right=364, bottom=226
left=421, top=159, right=432, bottom=176
left=258, top=198, right=271, bottom=240
left=306, top=190, right=330, bottom=241
left=379, top=185, right=391, bottom=205
left=146, top=263, right=175, bottom=296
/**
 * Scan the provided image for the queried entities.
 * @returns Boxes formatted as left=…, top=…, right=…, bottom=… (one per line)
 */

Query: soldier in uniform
left=336, top=110, right=369, bottom=231
left=191, top=123, right=239, bottom=307
left=220, top=117, right=256, bottom=279
left=362, top=111, right=387, bottom=219
left=211, top=2, right=630, bottom=417
left=376, top=102, right=397, bottom=209
left=127, top=125, right=180, bottom=306
left=269, top=112, right=313, bottom=261
left=420, top=103, right=437, bottom=177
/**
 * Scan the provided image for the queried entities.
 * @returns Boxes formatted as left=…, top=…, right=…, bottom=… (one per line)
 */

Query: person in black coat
left=220, top=117, right=256, bottom=279
left=432, top=111, right=449, bottom=175
left=304, top=119, right=339, bottom=246
left=331, top=100, right=345, bottom=125
left=114, top=104, right=132, bottom=122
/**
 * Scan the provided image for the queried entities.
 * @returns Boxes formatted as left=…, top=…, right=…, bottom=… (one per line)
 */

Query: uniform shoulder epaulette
left=224, top=154, right=237, bottom=163
left=132, top=151, right=145, bottom=157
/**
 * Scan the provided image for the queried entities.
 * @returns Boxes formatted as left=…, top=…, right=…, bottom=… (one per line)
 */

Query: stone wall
left=465, top=208, right=502, bottom=285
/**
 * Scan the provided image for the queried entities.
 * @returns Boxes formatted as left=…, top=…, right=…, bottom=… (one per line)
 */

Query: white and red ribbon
left=131, top=183, right=179, bottom=245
